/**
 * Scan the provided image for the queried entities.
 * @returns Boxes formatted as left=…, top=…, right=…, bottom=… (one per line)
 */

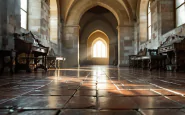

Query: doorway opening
left=87, top=30, right=109, bottom=65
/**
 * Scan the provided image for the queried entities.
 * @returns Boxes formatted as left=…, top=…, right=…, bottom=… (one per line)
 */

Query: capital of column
left=63, top=25, right=81, bottom=29
left=116, top=25, right=134, bottom=30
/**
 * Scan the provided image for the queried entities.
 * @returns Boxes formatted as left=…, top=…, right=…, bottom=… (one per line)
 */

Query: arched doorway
left=87, top=30, right=109, bottom=65
left=62, top=0, right=134, bottom=67
left=79, top=6, right=118, bottom=66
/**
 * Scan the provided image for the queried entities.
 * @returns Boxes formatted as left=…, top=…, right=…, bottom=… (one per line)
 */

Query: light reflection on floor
left=0, top=66, right=185, bottom=114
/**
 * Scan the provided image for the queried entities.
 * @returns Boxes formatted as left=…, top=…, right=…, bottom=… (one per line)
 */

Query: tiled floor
left=1, top=66, right=185, bottom=114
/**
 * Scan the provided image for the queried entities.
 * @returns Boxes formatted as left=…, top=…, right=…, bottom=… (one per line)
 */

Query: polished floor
left=1, top=66, right=185, bottom=114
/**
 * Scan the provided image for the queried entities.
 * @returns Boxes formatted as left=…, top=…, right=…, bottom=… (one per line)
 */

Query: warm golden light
left=20, top=0, right=28, bottom=29
left=92, top=38, right=107, bottom=58
left=50, top=0, right=58, bottom=44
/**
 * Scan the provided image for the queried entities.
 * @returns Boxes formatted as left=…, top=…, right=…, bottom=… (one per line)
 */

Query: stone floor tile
left=1, top=66, right=185, bottom=113
left=140, top=109, right=185, bottom=115
left=75, top=90, right=96, bottom=96
left=0, top=109, right=10, bottom=115
left=131, top=96, right=182, bottom=109
left=25, top=89, right=76, bottom=96
left=98, top=90, right=124, bottom=96
left=120, top=90, right=159, bottom=96
left=98, top=97, right=137, bottom=109
left=59, top=109, right=97, bottom=115
left=152, top=89, right=178, bottom=96
left=97, top=84, right=117, bottom=90
left=80, top=86, right=97, bottom=90
left=0, top=96, right=70, bottom=109
left=167, top=96, right=185, bottom=106
left=99, top=110, right=141, bottom=115
left=14, top=110, right=58, bottom=115
left=64, top=96, right=96, bottom=109
left=0, top=96, right=15, bottom=103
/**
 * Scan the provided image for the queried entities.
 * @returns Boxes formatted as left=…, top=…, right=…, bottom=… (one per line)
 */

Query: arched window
left=92, top=39, right=107, bottom=58
left=50, top=0, right=58, bottom=44
left=176, top=0, right=185, bottom=27
left=148, top=1, right=152, bottom=40
left=20, top=0, right=28, bottom=29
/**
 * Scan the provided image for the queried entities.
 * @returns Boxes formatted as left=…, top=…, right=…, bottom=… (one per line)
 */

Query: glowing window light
left=93, top=40, right=107, bottom=58
left=148, top=1, right=151, bottom=40
left=20, top=0, right=28, bottom=29
left=176, top=0, right=185, bottom=27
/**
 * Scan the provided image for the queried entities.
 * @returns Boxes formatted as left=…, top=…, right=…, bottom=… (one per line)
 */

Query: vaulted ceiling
left=58, top=0, right=144, bottom=25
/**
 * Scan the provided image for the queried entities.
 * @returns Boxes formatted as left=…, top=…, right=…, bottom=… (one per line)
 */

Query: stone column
left=117, top=26, right=121, bottom=67
left=117, top=25, right=134, bottom=67
left=63, top=25, right=80, bottom=67
left=0, top=0, right=20, bottom=50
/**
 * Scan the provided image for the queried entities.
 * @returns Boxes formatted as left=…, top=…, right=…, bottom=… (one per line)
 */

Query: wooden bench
left=129, top=48, right=147, bottom=68
left=129, top=48, right=167, bottom=70
left=142, top=49, right=166, bottom=71
left=47, top=50, right=66, bottom=69
left=47, top=56, right=65, bottom=69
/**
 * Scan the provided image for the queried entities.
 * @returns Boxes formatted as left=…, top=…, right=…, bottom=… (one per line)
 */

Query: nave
left=0, top=66, right=185, bottom=115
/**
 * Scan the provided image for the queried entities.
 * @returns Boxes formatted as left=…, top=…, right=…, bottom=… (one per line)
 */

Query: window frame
left=147, top=1, right=152, bottom=40
left=175, top=0, right=185, bottom=27
left=92, top=38, right=107, bottom=58
left=20, top=0, right=28, bottom=29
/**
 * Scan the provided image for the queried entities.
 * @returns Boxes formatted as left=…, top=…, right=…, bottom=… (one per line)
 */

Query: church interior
left=1, top=0, right=185, bottom=114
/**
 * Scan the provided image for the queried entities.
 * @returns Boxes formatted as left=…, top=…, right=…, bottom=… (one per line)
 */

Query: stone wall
left=0, top=0, right=20, bottom=50
left=139, top=0, right=175, bottom=50
left=119, top=26, right=135, bottom=66
left=28, top=0, right=59, bottom=54
left=0, top=0, right=61, bottom=70
left=41, top=0, right=50, bottom=40
left=62, top=26, right=79, bottom=67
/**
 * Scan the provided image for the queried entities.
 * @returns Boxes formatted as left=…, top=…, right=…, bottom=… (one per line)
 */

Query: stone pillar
left=63, top=25, right=80, bottom=67
left=0, top=0, right=20, bottom=50
left=117, top=26, right=121, bottom=67
left=28, top=0, right=42, bottom=33
left=117, top=26, right=134, bottom=67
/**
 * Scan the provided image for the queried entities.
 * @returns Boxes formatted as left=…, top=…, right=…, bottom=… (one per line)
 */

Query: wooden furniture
left=47, top=56, right=66, bottom=69
left=14, top=32, right=49, bottom=73
left=0, top=50, right=16, bottom=75
left=129, top=48, right=166, bottom=70
left=129, top=48, right=147, bottom=68
left=158, top=35, right=185, bottom=71
left=142, top=49, right=166, bottom=71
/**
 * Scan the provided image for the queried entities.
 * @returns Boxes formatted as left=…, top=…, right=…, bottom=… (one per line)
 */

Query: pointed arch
left=65, top=0, right=134, bottom=25
left=86, top=30, right=110, bottom=65
left=88, top=30, right=109, bottom=41
left=65, top=0, right=122, bottom=25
